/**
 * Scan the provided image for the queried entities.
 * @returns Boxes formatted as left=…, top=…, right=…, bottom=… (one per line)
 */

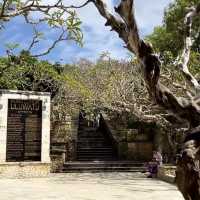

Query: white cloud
left=135, top=0, right=174, bottom=36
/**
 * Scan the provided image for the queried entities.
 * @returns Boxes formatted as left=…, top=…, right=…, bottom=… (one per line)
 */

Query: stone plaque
left=6, top=99, right=42, bottom=162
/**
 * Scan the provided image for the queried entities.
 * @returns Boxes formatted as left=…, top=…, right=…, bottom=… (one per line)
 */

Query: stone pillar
left=41, top=97, right=51, bottom=163
left=0, top=94, right=8, bottom=162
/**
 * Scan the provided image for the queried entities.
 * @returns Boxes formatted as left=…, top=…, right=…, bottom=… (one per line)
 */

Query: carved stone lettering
left=6, top=99, right=42, bottom=162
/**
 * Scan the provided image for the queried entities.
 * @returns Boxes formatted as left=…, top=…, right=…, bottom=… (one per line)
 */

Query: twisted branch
left=92, top=0, right=200, bottom=128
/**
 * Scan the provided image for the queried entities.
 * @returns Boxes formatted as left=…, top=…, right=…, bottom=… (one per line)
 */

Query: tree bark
left=176, top=129, right=200, bottom=200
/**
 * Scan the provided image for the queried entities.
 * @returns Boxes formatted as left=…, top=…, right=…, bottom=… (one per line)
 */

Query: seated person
left=146, top=157, right=158, bottom=178
left=145, top=151, right=163, bottom=178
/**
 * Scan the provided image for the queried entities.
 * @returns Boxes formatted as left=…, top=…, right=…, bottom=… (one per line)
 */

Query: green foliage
left=147, top=0, right=200, bottom=57
left=188, top=51, right=200, bottom=75
left=146, top=26, right=181, bottom=57
left=146, top=0, right=200, bottom=88
left=0, top=52, right=95, bottom=115
left=0, top=51, right=61, bottom=93
left=53, top=9, right=83, bottom=45
left=5, top=43, right=20, bottom=51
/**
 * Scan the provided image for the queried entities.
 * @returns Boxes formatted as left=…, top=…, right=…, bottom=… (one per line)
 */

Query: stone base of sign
left=0, top=162, right=50, bottom=178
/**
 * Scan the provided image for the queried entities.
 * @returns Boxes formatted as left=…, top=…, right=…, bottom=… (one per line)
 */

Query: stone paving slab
left=0, top=173, right=184, bottom=200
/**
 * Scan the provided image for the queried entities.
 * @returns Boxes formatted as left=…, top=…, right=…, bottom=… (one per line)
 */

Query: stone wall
left=127, top=142, right=153, bottom=160
left=102, top=115, right=154, bottom=161
left=0, top=162, right=50, bottom=178
left=158, top=165, right=176, bottom=183
left=50, top=113, right=79, bottom=172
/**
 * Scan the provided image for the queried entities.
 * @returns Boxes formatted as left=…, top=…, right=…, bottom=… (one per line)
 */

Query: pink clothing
left=153, top=151, right=163, bottom=165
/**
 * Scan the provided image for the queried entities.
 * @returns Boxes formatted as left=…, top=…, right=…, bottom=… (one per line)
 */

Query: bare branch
left=0, top=0, right=92, bottom=20
left=28, top=26, right=40, bottom=51
left=24, top=14, right=47, bottom=25
left=32, top=29, right=66, bottom=57
left=64, top=0, right=92, bottom=9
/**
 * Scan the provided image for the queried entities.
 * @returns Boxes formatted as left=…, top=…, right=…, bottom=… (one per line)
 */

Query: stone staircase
left=76, top=119, right=116, bottom=161
left=61, top=116, right=146, bottom=173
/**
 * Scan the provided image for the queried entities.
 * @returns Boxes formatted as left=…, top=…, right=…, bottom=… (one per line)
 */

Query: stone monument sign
left=0, top=90, right=51, bottom=177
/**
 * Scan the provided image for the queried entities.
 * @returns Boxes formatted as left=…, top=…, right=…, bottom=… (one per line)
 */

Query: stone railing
left=50, top=142, right=66, bottom=172
left=158, top=164, right=176, bottom=183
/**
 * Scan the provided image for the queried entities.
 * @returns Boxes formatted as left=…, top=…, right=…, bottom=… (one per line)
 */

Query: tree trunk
left=91, top=0, right=200, bottom=199
left=176, top=128, right=200, bottom=200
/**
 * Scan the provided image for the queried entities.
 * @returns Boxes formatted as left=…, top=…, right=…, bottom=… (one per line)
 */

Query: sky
left=0, top=0, right=174, bottom=64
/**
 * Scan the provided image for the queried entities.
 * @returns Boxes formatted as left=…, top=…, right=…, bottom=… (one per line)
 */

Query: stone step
left=77, top=140, right=112, bottom=145
left=76, top=158, right=117, bottom=161
left=77, top=118, right=116, bottom=162
left=61, top=167, right=146, bottom=173
left=77, top=144, right=113, bottom=149
left=77, top=153, right=114, bottom=157
left=78, top=130, right=100, bottom=134
left=77, top=152, right=113, bottom=154
left=77, top=140, right=112, bottom=146
left=78, top=131, right=100, bottom=135
left=77, top=147, right=113, bottom=151
left=64, top=161, right=144, bottom=167
left=79, top=127, right=97, bottom=132
left=77, top=152, right=113, bottom=157
left=77, top=148, right=113, bottom=152
left=77, top=155, right=115, bottom=161
left=78, top=132, right=104, bottom=136
left=61, top=161, right=146, bottom=172
left=78, top=136, right=105, bottom=140
left=77, top=141, right=112, bottom=145
left=78, top=137, right=107, bottom=141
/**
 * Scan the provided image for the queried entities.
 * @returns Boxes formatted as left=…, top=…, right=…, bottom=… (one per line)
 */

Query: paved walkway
left=0, top=173, right=184, bottom=200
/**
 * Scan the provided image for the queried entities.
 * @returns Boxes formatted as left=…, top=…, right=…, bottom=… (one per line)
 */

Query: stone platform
left=0, top=172, right=184, bottom=200
left=0, top=162, right=50, bottom=178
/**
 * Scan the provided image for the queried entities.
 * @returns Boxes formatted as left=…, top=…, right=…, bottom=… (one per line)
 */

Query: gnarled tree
left=86, top=0, right=200, bottom=199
